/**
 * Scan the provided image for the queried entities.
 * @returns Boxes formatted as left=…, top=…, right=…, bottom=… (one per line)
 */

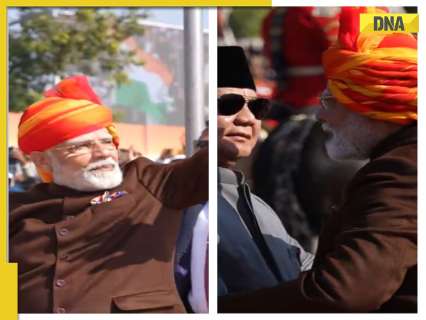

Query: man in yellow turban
left=10, top=75, right=208, bottom=313
left=219, top=7, right=417, bottom=312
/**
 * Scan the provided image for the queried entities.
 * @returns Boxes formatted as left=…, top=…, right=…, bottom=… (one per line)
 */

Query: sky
left=144, top=8, right=209, bottom=29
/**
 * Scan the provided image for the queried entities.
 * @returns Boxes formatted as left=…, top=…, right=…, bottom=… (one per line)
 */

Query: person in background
left=117, top=146, right=141, bottom=168
left=9, top=146, right=40, bottom=192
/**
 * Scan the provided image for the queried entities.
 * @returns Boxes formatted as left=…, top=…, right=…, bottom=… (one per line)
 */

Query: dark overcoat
left=219, top=124, right=417, bottom=313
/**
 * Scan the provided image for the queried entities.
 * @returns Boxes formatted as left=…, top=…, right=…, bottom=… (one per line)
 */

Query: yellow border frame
left=4, top=0, right=272, bottom=7
left=1, top=0, right=271, bottom=318
left=1, top=3, right=18, bottom=319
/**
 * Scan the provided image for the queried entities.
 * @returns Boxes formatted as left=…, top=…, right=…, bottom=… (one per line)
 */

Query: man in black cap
left=217, top=46, right=313, bottom=298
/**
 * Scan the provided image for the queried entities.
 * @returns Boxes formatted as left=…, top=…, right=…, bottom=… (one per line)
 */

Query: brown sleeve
left=219, top=150, right=417, bottom=313
left=137, top=148, right=208, bottom=209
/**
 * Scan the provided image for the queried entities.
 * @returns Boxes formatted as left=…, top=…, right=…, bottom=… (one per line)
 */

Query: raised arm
left=138, top=148, right=208, bottom=210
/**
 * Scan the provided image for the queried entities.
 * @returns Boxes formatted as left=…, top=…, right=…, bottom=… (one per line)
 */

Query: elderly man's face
left=218, top=87, right=261, bottom=165
left=45, top=128, right=122, bottom=191
left=317, top=89, right=368, bottom=160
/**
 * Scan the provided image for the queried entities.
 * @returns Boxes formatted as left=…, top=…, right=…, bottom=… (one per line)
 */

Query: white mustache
left=85, top=158, right=117, bottom=171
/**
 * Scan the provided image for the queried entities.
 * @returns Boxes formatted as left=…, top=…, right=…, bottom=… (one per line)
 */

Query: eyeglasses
left=52, top=138, right=116, bottom=157
left=319, top=94, right=336, bottom=110
left=218, top=94, right=271, bottom=120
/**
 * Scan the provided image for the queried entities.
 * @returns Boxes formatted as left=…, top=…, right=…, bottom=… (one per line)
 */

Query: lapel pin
left=90, top=190, right=128, bottom=205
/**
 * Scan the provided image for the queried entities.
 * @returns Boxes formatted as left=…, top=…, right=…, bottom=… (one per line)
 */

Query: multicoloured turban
left=18, top=75, right=119, bottom=182
left=323, top=7, right=417, bottom=125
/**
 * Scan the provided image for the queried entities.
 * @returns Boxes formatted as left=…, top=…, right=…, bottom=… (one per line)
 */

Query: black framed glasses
left=218, top=94, right=271, bottom=120
left=52, top=138, right=116, bottom=157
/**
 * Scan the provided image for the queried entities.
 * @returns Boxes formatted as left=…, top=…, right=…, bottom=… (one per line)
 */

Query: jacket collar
left=218, top=167, right=245, bottom=185
left=370, top=122, right=417, bottom=159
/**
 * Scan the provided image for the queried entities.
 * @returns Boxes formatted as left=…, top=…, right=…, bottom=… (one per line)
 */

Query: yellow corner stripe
left=0, top=265, right=18, bottom=318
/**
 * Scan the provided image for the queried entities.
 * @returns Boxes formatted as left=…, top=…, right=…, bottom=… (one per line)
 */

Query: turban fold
left=18, top=75, right=119, bottom=154
left=18, top=75, right=119, bottom=182
left=323, top=7, right=417, bottom=125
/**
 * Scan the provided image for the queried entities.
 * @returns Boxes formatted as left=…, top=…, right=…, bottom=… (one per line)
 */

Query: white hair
left=47, top=153, right=123, bottom=191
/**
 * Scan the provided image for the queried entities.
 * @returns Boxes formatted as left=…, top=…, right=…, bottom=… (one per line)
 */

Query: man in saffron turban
left=10, top=75, right=208, bottom=313
left=219, top=7, right=417, bottom=312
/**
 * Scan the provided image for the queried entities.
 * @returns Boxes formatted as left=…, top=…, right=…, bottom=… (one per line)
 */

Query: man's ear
left=29, top=151, right=52, bottom=171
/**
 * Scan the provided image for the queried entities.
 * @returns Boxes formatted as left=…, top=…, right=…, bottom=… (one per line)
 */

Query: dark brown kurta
left=10, top=149, right=208, bottom=313
left=219, top=124, right=417, bottom=313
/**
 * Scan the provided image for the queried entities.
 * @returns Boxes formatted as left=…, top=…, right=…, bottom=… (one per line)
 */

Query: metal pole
left=184, top=8, right=204, bottom=157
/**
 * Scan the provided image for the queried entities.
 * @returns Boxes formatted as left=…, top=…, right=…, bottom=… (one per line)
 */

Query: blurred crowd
left=8, top=147, right=40, bottom=192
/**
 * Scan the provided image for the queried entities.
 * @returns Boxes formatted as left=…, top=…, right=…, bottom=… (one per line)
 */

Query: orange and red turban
left=323, top=7, right=417, bottom=125
left=18, top=75, right=119, bottom=182
left=18, top=75, right=119, bottom=154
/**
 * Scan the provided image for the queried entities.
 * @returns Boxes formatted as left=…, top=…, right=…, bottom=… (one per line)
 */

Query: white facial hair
left=48, top=154, right=123, bottom=192
left=322, top=113, right=381, bottom=161
left=323, top=123, right=365, bottom=160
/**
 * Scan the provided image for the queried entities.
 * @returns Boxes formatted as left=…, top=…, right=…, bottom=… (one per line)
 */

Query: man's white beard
left=324, top=128, right=363, bottom=160
left=49, top=156, right=123, bottom=192
left=322, top=122, right=370, bottom=161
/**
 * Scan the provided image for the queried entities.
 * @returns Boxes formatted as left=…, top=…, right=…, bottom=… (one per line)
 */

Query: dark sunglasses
left=218, top=94, right=271, bottom=120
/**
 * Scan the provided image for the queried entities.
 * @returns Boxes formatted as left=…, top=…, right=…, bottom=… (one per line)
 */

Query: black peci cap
left=218, top=46, right=256, bottom=90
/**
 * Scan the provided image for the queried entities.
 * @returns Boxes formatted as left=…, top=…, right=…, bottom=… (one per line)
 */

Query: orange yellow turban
left=18, top=75, right=119, bottom=154
left=323, top=7, right=417, bottom=125
left=18, top=75, right=119, bottom=182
